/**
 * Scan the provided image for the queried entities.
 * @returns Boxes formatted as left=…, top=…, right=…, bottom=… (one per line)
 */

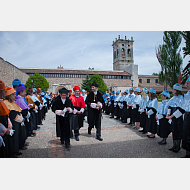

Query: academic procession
left=1, top=77, right=190, bottom=158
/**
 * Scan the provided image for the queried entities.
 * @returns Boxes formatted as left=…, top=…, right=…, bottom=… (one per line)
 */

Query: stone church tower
left=112, top=35, right=138, bottom=87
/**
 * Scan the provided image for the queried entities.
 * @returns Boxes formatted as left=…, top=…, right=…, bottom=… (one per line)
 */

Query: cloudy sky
left=0, top=31, right=189, bottom=75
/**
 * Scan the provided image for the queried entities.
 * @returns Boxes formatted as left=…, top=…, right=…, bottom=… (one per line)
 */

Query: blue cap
left=41, top=92, right=45, bottom=96
left=105, top=93, right=109, bottom=96
left=111, top=91, right=115, bottom=93
left=129, top=87, right=134, bottom=91
left=124, top=89, right=129, bottom=94
left=135, top=87, right=141, bottom=93
left=122, top=91, right=124, bottom=93
left=33, top=88, right=37, bottom=93
left=82, top=89, right=85, bottom=92
left=173, top=83, right=182, bottom=91
left=116, top=90, right=120, bottom=94
left=102, top=91, right=104, bottom=93
left=142, top=87, right=148, bottom=94
left=187, top=76, right=190, bottom=82
left=12, top=78, right=21, bottom=85
left=149, top=88, right=156, bottom=94
left=161, top=90, right=170, bottom=98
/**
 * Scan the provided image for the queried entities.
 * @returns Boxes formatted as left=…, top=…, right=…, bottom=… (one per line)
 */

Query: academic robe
left=52, top=96, right=73, bottom=142
left=85, top=91, right=104, bottom=128
left=3, top=100, right=23, bottom=154
left=0, top=99, right=10, bottom=158
left=69, top=94, right=86, bottom=130
left=15, top=96, right=30, bottom=139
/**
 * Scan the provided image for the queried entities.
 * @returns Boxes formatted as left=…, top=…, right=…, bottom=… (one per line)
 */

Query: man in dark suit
left=85, top=83, right=104, bottom=141
left=52, top=88, right=73, bottom=149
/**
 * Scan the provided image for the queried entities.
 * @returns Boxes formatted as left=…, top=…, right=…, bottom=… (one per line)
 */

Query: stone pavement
left=19, top=110, right=186, bottom=158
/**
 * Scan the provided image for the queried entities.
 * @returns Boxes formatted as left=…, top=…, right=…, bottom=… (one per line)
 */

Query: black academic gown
left=52, top=96, right=73, bottom=143
left=182, top=112, right=190, bottom=151
left=146, top=107, right=157, bottom=134
left=85, top=91, right=104, bottom=129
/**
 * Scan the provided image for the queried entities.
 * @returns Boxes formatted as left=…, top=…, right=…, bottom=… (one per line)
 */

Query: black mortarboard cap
left=91, top=82, right=98, bottom=87
left=59, top=88, right=69, bottom=94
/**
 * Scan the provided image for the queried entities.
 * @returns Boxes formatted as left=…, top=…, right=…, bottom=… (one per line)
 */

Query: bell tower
left=112, top=35, right=134, bottom=71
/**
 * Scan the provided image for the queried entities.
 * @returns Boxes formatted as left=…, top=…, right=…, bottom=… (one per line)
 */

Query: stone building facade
left=0, top=57, right=29, bottom=87
left=21, top=68, right=132, bottom=94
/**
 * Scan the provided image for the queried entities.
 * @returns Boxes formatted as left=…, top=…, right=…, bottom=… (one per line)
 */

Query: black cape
left=85, top=91, right=104, bottom=126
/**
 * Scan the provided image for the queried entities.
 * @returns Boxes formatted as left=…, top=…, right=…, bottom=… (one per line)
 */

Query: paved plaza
left=19, top=110, right=185, bottom=158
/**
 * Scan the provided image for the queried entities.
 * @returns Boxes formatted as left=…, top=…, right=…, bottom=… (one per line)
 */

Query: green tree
left=25, top=73, right=49, bottom=91
left=152, top=73, right=159, bottom=76
left=180, top=31, right=190, bottom=84
left=156, top=44, right=169, bottom=90
left=163, top=31, right=183, bottom=88
left=90, top=74, right=108, bottom=92
left=156, top=31, right=183, bottom=89
left=81, top=74, right=91, bottom=92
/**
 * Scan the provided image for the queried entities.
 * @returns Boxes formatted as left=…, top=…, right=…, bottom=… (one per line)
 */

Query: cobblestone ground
left=19, top=110, right=185, bottom=158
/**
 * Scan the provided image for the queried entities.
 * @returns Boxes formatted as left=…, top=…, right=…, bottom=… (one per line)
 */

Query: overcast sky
left=0, top=31, right=188, bottom=75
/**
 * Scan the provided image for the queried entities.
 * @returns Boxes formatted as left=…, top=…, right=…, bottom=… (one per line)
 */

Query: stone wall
left=0, top=57, right=29, bottom=87
left=46, top=77, right=132, bottom=93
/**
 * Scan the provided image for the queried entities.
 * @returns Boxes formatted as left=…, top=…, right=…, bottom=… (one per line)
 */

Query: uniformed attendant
left=113, top=90, right=121, bottom=120
left=118, top=91, right=124, bottom=121
left=166, top=83, right=184, bottom=153
left=156, top=91, right=171, bottom=145
left=85, top=83, right=104, bottom=141
left=109, top=91, right=115, bottom=118
left=127, top=87, right=135, bottom=126
left=146, top=88, right=158, bottom=138
left=139, top=88, right=149, bottom=134
left=182, top=76, right=190, bottom=157
left=131, top=87, right=141, bottom=129
left=52, top=88, right=73, bottom=149
left=121, top=89, right=129, bottom=123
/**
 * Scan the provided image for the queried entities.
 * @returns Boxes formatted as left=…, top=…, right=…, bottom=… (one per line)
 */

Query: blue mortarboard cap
left=102, top=91, right=104, bottom=93
left=142, top=87, right=148, bottom=94
left=82, top=89, right=85, bottom=92
left=122, top=91, right=124, bottom=93
left=116, top=90, right=120, bottom=94
left=173, top=83, right=182, bottom=91
left=111, top=91, right=115, bottom=93
left=149, top=88, right=156, bottom=94
left=129, top=87, right=134, bottom=91
left=124, top=89, right=129, bottom=93
left=41, top=92, right=45, bottom=96
left=135, top=87, right=141, bottom=92
left=12, top=78, right=21, bottom=85
left=105, top=93, right=109, bottom=96
left=33, top=88, right=37, bottom=93
left=186, top=76, right=190, bottom=82
left=161, top=90, right=170, bottom=98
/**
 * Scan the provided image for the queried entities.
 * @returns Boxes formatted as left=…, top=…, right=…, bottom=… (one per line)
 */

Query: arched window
left=127, top=49, right=131, bottom=57
left=121, top=48, right=125, bottom=57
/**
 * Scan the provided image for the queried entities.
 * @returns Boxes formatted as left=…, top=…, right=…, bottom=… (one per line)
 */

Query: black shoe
left=110, top=116, right=114, bottom=118
left=127, top=123, right=132, bottom=125
left=173, top=148, right=180, bottom=153
left=40, top=123, right=43, bottom=125
left=114, top=117, right=119, bottom=120
left=142, top=131, right=147, bottom=134
left=158, top=142, right=167, bottom=145
left=122, top=120, right=127, bottom=123
left=169, top=147, right=176, bottom=151
left=30, top=133, right=36, bottom=137
left=130, top=123, right=135, bottom=126
left=147, top=135, right=155, bottom=138
left=139, top=130, right=144, bottom=132
left=14, top=152, right=22, bottom=156
left=75, top=136, right=79, bottom=141
left=65, top=144, right=70, bottom=149
left=61, top=141, right=64, bottom=145
left=96, top=136, right=103, bottom=141
left=88, top=131, right=91, bottom=135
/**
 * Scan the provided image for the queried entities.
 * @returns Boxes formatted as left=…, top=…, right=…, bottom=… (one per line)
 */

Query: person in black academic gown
left=85, top=83, right=104, bottom=141
left=52, top=88, right=73, bottom=149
